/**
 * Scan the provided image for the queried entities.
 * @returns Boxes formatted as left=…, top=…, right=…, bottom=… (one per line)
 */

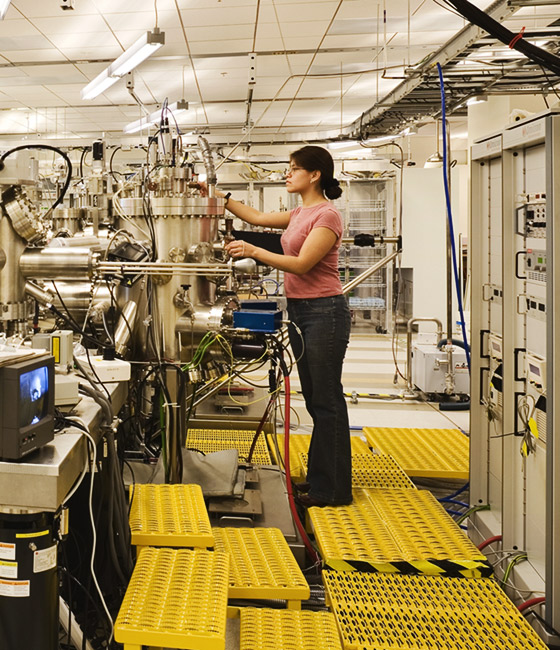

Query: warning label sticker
left=0, top=579, right=30, bottom=598
left=33, top=545, right=57, bottom=574
left=0, top=561, right=17, bottom=579
left=0, top=542, right=15, bottom=561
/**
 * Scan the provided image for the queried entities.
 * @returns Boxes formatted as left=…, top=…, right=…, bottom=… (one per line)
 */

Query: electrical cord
left=59, top=417, right=114, bottom=645
left=437, top=62, right=470, bottom=370
left=501, top=553, right=528, bottom=589
left=456, top=503, right=490, bottom=524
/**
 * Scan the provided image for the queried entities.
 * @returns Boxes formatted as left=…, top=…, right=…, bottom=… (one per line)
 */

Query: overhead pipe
left=197, top=136, right=217, bottom=197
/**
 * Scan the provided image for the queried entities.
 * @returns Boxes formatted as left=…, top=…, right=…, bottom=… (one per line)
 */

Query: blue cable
left=439, top=481, right=469, bottom=500
left=436, top=62, right=471, bottom=371
left=440, top=498, right=470, bottom=509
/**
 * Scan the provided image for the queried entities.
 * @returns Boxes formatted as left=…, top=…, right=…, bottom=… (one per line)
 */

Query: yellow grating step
left=129, top=484, right=214, bottom=548
left=363, top=426, right=469, bottom=479
left=323, top=571, right=548, bottom=650
left=115, top=547, right=229, bottom=650
left=297, top=452, right=416, bottom=490
left=212, top=527, right=309, bottom=604
left=187, top=428, right=271, bottom=465
left=309, top=488, right=491, bottom=578
left=240, top=608, right=343, bottom=650
left=269, top=434, right=370, bottom=481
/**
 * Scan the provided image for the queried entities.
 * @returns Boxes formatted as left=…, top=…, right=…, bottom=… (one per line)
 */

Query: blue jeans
left=287, top=295, right=352, bottom=505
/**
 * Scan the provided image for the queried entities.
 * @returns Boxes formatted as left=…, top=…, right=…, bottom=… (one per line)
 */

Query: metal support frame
left=346, top=0, right=516, bottom=138
left=546, top=114, right=560, bottom=640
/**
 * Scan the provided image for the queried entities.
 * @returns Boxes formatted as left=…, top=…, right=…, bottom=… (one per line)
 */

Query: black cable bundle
left=443, top=0, right=560, bottom=77
left=0, top=144, right=73, bottom=213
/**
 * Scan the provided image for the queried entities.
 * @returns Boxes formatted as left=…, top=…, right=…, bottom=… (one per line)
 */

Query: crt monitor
left=0, top=355, right=55, bottom=460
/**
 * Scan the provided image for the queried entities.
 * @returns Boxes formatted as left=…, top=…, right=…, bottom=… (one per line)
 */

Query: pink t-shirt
left=280, top=202, right=343, bottom=299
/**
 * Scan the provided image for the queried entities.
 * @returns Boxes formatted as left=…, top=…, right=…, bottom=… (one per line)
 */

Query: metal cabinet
left=470, top=109, right=560, bottom=644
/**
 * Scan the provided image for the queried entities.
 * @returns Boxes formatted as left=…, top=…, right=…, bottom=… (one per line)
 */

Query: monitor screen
left=19, top=365, right=50, bottom=429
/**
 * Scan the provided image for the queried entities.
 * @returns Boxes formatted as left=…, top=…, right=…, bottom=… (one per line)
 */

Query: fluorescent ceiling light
left=0, top=0, right=11, bottom=19
left=363, top=135, right=398, bottom=144
left=123, top=100, right=189, bottom=134
left=81, top=29, right=165, bottom=101
left=327, top=140, right=358, bottom=150
left=400, top=125, right=418, bottom=136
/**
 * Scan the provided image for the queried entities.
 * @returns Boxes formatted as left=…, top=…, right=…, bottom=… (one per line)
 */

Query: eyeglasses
left=286, top=166, right=305, bottom=176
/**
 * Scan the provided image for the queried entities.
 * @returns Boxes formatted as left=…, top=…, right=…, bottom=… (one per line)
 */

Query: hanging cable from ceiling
left=173, top=0, right=208, bottom=123
left=277, top=0, right=345, bottom=130
left=442, top=0, right=560, bottom=77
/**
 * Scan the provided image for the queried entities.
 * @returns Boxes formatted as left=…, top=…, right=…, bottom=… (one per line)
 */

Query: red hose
left=518, top=597, right=546, bottom=613
left=477, top=534, right=502, bottom=551
left=283, top=373, right=322, bottom=565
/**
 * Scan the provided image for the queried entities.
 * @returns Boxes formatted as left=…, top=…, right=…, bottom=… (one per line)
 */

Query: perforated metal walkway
left=187, top=427, right=271, bottom=464
left=115, top=547, right=229, bottom=650
left=212, top=527, right=309, bottom=606
left=129, top=483, right=214, bottom=548
left=323, top=571, right=548, bottom=650
left=309, top=488, right=491, bottom=577
left=363, top=426, right=469, bottom=479
left=239, top=608, right=343, bottom=650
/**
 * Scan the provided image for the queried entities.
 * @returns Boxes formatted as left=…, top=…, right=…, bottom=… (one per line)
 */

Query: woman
left=221, top=145, right=352, bottom=507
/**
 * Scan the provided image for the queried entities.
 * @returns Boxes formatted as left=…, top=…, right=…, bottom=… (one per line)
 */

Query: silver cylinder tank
left=20, top=247, right=98, bottom=281
left=117, top=195, right=226, bottom=361
left=0, top=215, right=27, bottom=318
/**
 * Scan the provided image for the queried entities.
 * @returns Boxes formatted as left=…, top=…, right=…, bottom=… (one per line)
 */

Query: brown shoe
left=295, top=493, right=353, bottom=508
left=295, top=493, right=331, bottom=508
left=293, top=481, right=311, bottom=494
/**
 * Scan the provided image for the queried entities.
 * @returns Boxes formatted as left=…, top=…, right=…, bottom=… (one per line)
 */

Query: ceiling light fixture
left=466, top=94, right=488, bottom=106
left=81, top=29, right=165, bottom=100
left=123, top=100, right=189, bottom=134
left=424, top=152, right=444, bottom=168
left=0, top=0, right=11, bottom=19
left=327, top=140, right=358, bottom=150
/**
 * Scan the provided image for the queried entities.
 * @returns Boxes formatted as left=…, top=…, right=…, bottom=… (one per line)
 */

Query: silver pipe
left=48, top=235, right=102, bottom=248
left=406, top=317, right=444, bottom=392
left=46, top=282, right=111, bottom=317
left=20, top=247, right=98, bottom=281
left=445, top=119, right=454, bottom=394
left=342, top=250, right=400, bottom=295
left=96, top=262, right=231, bottom=276
left=114, top=300, right=138, bottom=357
left=24, top=281, right=55, bottom=306
left=198, top=135, right=217, bottom=189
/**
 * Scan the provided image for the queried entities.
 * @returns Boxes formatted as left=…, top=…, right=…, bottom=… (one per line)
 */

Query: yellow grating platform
left=115, top=547, right=229, bottom=650
left=212, top=527, right=309, bottom=603
left=363, top=426, right=469, bottom=479
left=323, top=571, right=548, bottom=650
left=298, top=452, right=416, bottom=490
left=309, top=488, right=491, bottom=578
left=240, top=608, right=343, bottom=650
left=269, top=434, right=370, bottom=481
left=187, top=428, right=271, bottom=465
left=129, top=484, right=214, bottom=548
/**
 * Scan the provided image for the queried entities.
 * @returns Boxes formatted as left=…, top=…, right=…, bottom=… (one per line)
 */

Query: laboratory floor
left=223, top=329, right=470, bottom=650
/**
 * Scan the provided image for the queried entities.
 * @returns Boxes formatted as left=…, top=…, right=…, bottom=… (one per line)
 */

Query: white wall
left=401, top=166, right=468, bottom=331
